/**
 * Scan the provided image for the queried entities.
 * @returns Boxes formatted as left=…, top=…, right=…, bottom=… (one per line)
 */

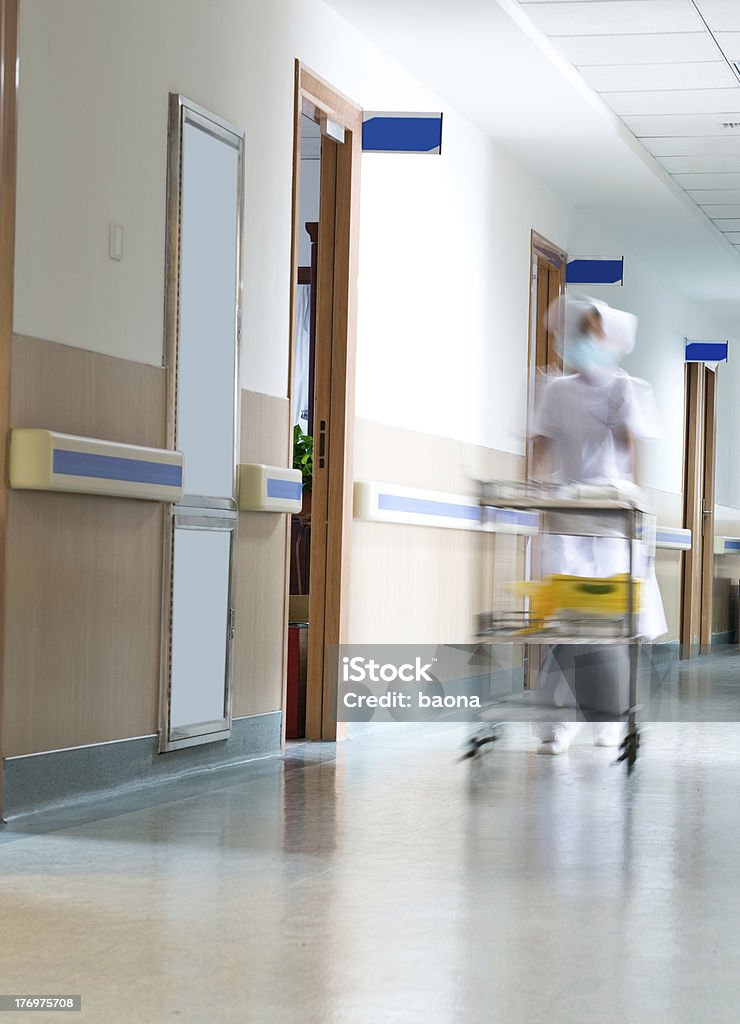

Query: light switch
left=108, top=222, right=123, bottom=261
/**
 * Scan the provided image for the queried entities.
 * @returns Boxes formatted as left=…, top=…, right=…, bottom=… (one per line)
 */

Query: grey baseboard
left=2, top=711, right=282, bottom=820
left=713, top=631, right=736, bottom=649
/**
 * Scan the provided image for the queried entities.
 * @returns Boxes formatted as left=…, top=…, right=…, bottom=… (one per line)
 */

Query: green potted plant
left=293, top=424, right=313, bottom=515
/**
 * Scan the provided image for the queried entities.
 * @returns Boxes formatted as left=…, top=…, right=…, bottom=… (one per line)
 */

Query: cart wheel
left=616, top=729, right=640, bottom=772
left=459, top=729, right=500, bottom=762
left=459, top=739, right=480, bottom=762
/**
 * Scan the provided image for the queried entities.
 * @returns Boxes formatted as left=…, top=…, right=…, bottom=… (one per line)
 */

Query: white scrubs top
left=534, top=369, right=667, bottom=639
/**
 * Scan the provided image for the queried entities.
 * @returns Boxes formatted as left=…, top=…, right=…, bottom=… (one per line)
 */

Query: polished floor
left=2, top=652, right=740, bottom=1023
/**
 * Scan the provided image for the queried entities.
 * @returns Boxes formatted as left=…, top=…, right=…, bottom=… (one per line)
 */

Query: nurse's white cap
left=549, top=294, right=638, bottom=358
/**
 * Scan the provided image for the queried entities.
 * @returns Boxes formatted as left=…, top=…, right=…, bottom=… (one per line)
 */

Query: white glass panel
left=177, top=118, right=239, bottom=500
left=170, top=526, right=232, bottom=730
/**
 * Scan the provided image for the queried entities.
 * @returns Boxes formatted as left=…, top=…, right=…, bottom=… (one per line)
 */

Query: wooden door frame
left=525, top=230, right=566, bottom=478
left=700, top=367, right=717, bottom=654
left=285, top=62, right=361, bottom=741
left=523, top=231, right=566, bottom=689
left=0, top=0, right=19, bottom=817
left=680, top=363, right=717, bottom=658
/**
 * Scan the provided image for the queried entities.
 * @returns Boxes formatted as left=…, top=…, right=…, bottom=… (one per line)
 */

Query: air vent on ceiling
left=721, top=122, right=740, bottom=129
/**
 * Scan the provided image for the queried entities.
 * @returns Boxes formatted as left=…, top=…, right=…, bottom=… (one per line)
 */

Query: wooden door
left=524, top=233, right=566, bottom=688
left=680, top=363, right=717, bottom=658
left=289, top=65, right=362, bottom=741
left=527, top=232, right=566, bottom=476
left=534, top=257, right=564, bottom=375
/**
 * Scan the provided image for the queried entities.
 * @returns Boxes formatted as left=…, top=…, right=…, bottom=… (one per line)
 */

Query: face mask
left=566, top=332, right=620, bottom=382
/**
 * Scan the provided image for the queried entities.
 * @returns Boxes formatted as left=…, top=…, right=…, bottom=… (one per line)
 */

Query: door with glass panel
left=160, top=95, right=243, bottom=750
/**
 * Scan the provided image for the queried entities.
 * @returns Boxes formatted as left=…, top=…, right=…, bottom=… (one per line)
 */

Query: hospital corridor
left=1, top=0, right=740, bottom=1021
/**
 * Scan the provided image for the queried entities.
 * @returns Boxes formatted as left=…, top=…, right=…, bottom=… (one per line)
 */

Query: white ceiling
left=520, top=0, right=740, bottom=254
left=324, top=0, right=740, bottom=331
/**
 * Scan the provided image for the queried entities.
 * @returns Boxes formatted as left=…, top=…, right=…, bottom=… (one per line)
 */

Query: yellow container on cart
left=509, top=573, right=642, bottom=633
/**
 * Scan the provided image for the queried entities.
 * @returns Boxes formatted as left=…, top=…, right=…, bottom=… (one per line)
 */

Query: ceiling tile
left=578, top=62, right=736, bottom=93
left=659, top=155, right=740, bottom=172
left=674, top=172, right=740, bottom=188
left=521, top=1, right=704, bottom=35
left=642, top=135, right=740, bottom=155
left=719, top=231, right=740, bottom=242
left=697, top=1, right=740, bottom=32
left=687, top=188, right=740, bottom=203
left=623, top=113, right=740, bottom=136
left=707, top=218, right=740, bottom=229
left=714, top=32, right=740, bottom=59
left=603, top=88, right=740, bottom=116
left=554, top=32, right=718, bottom=65
left=692, top=203, right=740, bottom=216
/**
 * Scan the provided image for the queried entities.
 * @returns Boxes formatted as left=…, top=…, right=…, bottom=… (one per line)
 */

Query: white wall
left=15, top=0, right=510, bottom=411
left=715, top=350, right=740, bottom=512
left=563, top=213, right=739, bottom=497
left=14, top=0, right=739, bottom=511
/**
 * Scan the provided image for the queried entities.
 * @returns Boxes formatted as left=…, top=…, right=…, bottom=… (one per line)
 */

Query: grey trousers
left=536, top=643, right=630, bottom=722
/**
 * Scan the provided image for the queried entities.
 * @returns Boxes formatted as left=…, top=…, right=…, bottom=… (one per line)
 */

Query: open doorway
left=526, top=230, right=566, bottom=475
left=285, top=114, right=319, bottom=741
left=680, top=363, right=717, bottom=658
left=523, top=231, right=566, bottom=690
left=284, top=63, right=361, bottom=741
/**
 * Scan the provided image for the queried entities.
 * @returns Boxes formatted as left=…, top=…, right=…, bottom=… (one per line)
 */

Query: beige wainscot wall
left=2, top=336, right=289, bottom=758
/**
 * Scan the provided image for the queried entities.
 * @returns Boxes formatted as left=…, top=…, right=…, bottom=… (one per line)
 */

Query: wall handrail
left=354, top=480, right=693, bottom=549
left=9, top=428, right=184, bottom=502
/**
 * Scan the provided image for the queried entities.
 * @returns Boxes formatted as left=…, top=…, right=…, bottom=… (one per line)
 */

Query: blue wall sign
left=685, top=341, right=729, bottom=362
left=566, top=257, right=624, bottom=286
left=362, top=112, right=443, bottom=154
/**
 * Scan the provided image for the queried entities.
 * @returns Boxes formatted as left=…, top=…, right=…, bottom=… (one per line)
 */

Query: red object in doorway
left=286, top=626, right=305, bottom=739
